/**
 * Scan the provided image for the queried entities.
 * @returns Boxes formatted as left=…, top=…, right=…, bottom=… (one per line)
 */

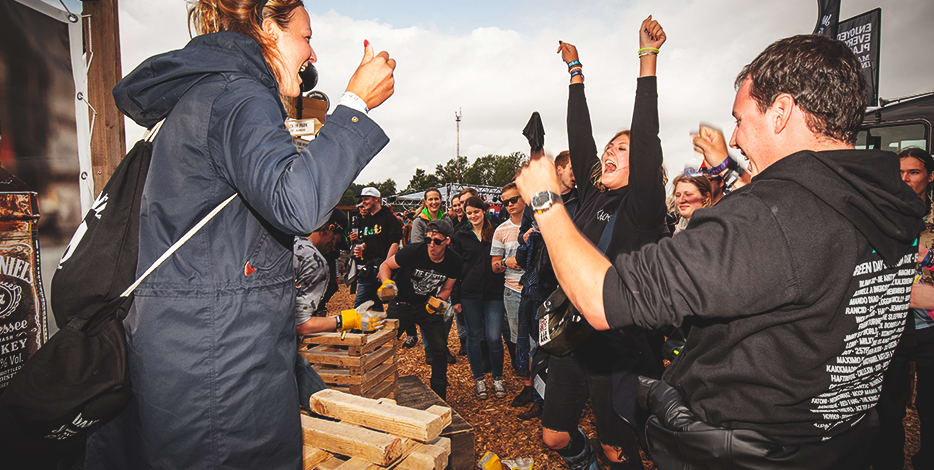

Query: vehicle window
left=855, top=122, right=928, bottom=152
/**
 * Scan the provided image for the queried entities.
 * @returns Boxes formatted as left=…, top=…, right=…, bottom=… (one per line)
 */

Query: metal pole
left=455, top=108, right=462, bottom=183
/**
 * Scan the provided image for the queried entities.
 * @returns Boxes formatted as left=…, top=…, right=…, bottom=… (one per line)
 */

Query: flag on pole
left=813, top=0, right=841, bottom=37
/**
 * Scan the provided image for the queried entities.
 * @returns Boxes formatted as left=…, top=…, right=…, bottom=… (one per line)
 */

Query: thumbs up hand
left=345, top=39, right=396, bottom=110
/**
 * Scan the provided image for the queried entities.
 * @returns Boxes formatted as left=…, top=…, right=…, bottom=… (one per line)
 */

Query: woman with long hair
left=669, top=173, right=712, bottom=234
left=875, top=147, right=934, bottom=470
left=540, top=17, right=668, bottom=469
left=410, top=187, right=445, bottom=243
left=451, top=196, right=506, bottom=398
left=85, top=1, right=395, bottom=467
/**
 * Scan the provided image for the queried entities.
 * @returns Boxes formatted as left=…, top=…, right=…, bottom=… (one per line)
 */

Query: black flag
left=813, top=0, right=841, bottom=37
left=836, top=9, right=882, bottom=107
left=523, top=112, right=545, bottom=152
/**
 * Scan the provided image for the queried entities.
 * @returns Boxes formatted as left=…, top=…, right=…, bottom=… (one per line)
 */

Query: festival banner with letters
left=836, top=8, right=882, bottom=107
left=813, top=0, right=841, bottom=37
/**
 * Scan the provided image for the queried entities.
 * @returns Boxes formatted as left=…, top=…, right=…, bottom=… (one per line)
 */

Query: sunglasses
left=502, top=196, right=521, bottom=206
left=427, top=237, right=447, bottom=246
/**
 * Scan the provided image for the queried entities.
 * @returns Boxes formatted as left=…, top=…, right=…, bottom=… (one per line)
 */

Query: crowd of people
left=81, top=0, right=932, bottom=469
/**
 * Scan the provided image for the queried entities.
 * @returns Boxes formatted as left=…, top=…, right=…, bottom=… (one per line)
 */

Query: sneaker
left=475, top=379, right=488, bottom=399
left=402, top=336, right=417, bottom=348
left=446, top=349, right=457, bottom=364
left=517, top=402, right=542, bottom=420
left=510, top=386, right=534, bottom=407
left=492, top=378, right=506, bottom=398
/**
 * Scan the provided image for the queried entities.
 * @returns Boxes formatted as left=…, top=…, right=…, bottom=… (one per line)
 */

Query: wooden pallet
left=302, top=390, right=452, bottom=470
left=299, top=319, right=399, bottom=398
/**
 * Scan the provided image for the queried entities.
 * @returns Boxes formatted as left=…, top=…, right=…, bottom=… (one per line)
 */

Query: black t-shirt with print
left=359, top=206, right=402, bottom=265
left=394, top=242, right=462, bottom=304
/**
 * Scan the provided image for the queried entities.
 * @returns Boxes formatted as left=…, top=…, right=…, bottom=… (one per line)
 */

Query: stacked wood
left=301, top=389, right=452, bottom=470
left=299, top=319, right=399, bottom=398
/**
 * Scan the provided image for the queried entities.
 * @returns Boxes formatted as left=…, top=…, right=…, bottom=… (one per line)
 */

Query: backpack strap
left=120, top=193, right=237, bottom=297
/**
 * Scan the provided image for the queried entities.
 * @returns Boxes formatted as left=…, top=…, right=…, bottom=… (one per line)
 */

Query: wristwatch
left=530, top=191, right=561, bottom=214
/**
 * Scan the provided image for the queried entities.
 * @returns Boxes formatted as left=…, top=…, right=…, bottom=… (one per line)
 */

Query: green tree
left=404, top=168, right=441, bottom=193
left=434, top=156, right=470, bottom=185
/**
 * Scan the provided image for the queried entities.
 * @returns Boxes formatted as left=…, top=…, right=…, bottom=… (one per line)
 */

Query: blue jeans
left=354, top=275, right=379, bottom=308
left=461, top=298, right=505, bottom=379
left=503, top=288, right=521, bottom=343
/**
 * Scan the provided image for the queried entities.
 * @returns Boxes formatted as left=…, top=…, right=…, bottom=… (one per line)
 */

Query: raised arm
left=627, top=16, right=668, bottom=227
left=558, top=42, right=599, bottom=198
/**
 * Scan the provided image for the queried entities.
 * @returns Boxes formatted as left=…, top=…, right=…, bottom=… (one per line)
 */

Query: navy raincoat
left=85, top=31, right=388, bottom=469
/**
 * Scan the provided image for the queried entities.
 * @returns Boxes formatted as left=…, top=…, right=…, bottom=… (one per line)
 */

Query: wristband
left=707, top=156, right=734, bottom=176
left=570, top=70, right=583, bottom=80
left=637, top=47, right=660, bottom=54
left=567, top=60, right=581, bottom=69
left=335, top=314, right=342, bottom=330
left=638, top=51, right=658, bottom=57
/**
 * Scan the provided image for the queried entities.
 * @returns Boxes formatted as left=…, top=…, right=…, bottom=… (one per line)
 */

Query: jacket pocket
left=245, top=231, right=291, bottom=272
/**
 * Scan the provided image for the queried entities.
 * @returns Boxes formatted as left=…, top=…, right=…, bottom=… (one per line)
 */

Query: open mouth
left=603, top=161, right=617, bottom=174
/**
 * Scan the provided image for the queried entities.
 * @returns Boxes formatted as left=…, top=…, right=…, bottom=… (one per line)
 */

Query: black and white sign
left=837, top=9, right=882, bottom=107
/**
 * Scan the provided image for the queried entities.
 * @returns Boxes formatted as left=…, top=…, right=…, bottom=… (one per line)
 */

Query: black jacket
left=603, top=149, right=925, bottom=443
left=450, top=227, right=504, bottom=302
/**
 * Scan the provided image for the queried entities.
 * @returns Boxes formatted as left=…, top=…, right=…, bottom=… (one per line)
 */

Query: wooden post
left=83, top=0, right=126, bottom=193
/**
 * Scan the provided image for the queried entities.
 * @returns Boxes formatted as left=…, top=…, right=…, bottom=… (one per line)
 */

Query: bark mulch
left=324, top=286, right=920, bottom=469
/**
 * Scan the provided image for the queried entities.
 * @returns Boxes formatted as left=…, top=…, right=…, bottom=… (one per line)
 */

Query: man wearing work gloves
left=378, top=220, right=461, bottom=398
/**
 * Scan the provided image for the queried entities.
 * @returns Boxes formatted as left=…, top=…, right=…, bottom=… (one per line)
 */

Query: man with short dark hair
left=353, top=186, right=402, bottom=308
left=516, top=34, right=925, bottom=468
left=378, top=220, right=461, bottom=399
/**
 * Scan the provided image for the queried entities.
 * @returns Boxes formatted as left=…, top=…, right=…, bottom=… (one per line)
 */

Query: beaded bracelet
left=638, top=51, right=658, bottom=57
left=568, top=66, right=582, bottom=74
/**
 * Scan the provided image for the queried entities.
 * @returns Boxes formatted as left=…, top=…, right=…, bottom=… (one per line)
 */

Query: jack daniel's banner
left=0, top=167, right=47, bottom=393
left=837, top=9, right=882, bottom=107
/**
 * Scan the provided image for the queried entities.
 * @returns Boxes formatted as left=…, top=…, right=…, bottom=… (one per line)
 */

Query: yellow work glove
left=339, top=300, right=375, bottom=331
left=425, top=296, right=448, bottom=315
left=360, top=310, right=387, bottom=332
left=377, top=279, right=398, bottom=302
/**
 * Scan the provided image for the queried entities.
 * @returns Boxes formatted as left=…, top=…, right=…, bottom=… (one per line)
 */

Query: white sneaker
left=493, top=378, right=506, bottom=398
left=475, top=379, right=488, bottom=399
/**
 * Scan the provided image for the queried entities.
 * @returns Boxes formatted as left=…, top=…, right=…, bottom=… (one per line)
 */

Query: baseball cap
left=426, top=219, right=454, bottom=238
left=358, top=187, right=380, bottom=198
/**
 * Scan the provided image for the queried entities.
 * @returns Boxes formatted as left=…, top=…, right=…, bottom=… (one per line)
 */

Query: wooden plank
left=302, top=319, right=400, bottom=348
left=301, top=347, right=363, bottom=368
left=315, top=367, right=361, bottom=385
left=359, top=326, right=397, bottom=354
left=315, top=456, right=346, bottom=470
left=361, top=343, right=395, bottom=369
left=396, top=438, right=450, bottom=470
left=424, top=406, right=453, bottom=430
left=395, top=376, right=474, bottom=470
left=376, top=397, right=397, bottom=405
left=303, top=445, right=332, bottom=469
left=301, top=415, right=406, bottom=466
left=362, top=361, right=397, bottom=389
left=364, top=375, right=396, bottom=399
left=309, top=389, right=446, bottom=442
left=334, top=458, right=382, bottom=470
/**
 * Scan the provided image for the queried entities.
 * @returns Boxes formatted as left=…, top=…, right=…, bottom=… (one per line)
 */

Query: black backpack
left=0, top=122, right=233, bottom=449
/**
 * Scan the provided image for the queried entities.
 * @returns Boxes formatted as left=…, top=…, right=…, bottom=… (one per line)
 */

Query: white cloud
left=118, top=0, right=934, bottom=193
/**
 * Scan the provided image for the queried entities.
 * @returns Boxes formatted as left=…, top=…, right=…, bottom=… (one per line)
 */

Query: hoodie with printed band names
left=602, top=149, right=925, bottom=443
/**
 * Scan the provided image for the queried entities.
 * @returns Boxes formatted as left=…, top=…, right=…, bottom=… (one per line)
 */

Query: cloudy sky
left=117, top=0, right=934, bottom=192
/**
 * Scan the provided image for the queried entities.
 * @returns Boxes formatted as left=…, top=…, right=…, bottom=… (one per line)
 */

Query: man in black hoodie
left=516, top=34, right=924, bottom=469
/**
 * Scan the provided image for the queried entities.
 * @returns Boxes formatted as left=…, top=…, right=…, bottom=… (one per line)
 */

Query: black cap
left=426, top=219, right=454, bottom=238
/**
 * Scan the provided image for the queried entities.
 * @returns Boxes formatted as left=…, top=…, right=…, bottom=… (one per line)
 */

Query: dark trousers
left=389, top=302, right=448, bottom=398
left=873, top=319, right=934, bottom=470
left=516, top=286, right=544, bottom=378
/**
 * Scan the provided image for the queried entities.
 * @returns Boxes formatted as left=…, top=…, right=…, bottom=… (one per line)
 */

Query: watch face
left=532, top=191, right=556, bottom=209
